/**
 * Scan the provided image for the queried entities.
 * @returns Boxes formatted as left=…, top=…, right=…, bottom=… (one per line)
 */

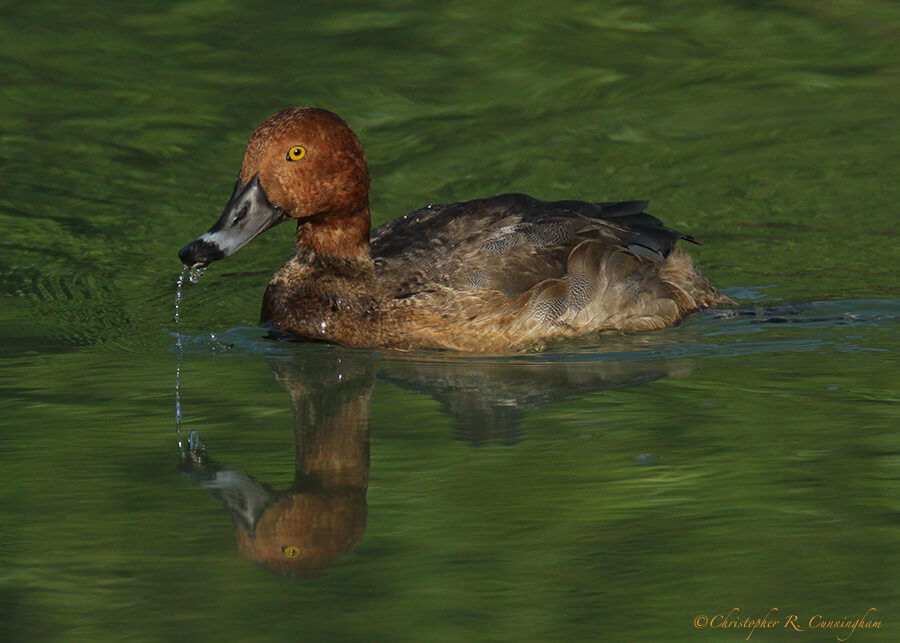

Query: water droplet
left=174, top=268, right=187, bottom=323
left=189, top=265, right=207, bottom=284
left=188, top=430, right=204, bottom=453
left=319, top=320, right=327, bottom=334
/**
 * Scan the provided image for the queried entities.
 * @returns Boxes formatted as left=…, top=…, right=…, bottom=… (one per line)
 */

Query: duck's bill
left=178, top=174, right=286, bottom=268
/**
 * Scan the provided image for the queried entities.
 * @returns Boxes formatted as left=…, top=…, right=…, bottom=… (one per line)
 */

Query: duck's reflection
left=378, top=356, right=671, bottom=445
left=180, top=350, right=372, bottom=576
left=180, top=346, right=681, bottom=576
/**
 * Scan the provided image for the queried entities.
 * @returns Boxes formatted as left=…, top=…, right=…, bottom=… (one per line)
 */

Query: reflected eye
left=286, top=146, right=307, bottom=162
left=282, top=545, right=300, bottom=559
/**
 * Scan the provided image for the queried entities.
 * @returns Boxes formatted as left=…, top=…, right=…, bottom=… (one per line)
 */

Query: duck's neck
left=261, top=220, right=377, bottom=332
left=295, top=200, right=371, bottom=260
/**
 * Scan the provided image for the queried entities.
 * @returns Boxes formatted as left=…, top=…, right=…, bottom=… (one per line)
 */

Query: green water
left=2, top=1, right=899, bottom=641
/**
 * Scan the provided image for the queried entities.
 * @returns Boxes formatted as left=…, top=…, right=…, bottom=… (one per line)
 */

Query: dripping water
left=189, top=265, right=206, bottom=284
left=175, top=265, right=210, bottom=456
left=174, top=267, right=187, bottom=450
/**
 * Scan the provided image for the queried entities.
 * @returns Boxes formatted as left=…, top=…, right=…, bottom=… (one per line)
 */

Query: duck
left=179, top=107, right=732, bottom=352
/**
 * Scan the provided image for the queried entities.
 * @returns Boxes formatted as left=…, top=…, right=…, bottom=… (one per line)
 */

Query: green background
left=1, top=1, right=898, bottom=641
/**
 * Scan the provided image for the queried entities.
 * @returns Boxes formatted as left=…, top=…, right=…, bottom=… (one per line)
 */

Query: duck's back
left=368, top=193, right=730, bottom=351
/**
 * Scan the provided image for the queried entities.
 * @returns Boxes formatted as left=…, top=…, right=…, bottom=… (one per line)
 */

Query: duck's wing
left=370, top=193, right=696, bottom=299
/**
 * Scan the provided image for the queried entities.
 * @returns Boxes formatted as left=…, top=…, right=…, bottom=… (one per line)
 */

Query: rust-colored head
left=239, top=108, right=370, bottom=223
left=234, top=490, right=367, bottom=577
left=179, top=108, right=371, bottom=267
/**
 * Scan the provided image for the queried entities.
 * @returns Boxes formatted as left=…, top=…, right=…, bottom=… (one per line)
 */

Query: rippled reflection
left=179, top=346, right=684, bottom=575
left=180, top=350, right=373, bottom=576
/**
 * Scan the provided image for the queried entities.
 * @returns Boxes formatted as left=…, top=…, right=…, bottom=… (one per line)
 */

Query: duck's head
left=179, top=107, right=371, bottom=268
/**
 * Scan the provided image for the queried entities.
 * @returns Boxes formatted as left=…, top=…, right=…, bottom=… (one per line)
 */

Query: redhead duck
left=179, top=108, right=732, bottom=352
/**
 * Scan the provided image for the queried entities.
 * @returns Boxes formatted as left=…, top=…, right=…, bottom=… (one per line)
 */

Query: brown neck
left=295, top=201, right=371, bottom=260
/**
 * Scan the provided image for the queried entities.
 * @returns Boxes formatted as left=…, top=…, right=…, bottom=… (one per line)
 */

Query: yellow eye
left=286, top=146, right=306, bottom=162
left=282, top=545, right=300, bottom=559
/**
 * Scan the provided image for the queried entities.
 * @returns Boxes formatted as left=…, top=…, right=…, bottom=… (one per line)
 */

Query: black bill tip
left=179, top=238, right=225, bottom=268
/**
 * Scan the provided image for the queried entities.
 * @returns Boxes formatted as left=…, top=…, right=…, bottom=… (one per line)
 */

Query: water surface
left=1, top=1, right=898, bottom=641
